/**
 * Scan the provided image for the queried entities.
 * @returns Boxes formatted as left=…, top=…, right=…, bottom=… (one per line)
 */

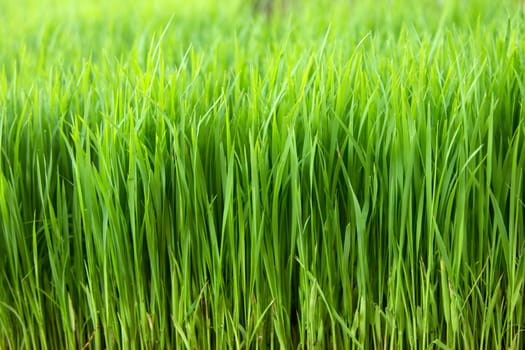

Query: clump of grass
left=0, top=0, right=524, bottom=348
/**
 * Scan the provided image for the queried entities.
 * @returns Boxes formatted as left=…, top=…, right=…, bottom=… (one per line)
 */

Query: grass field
left=1, top=0, right=524, bottom=348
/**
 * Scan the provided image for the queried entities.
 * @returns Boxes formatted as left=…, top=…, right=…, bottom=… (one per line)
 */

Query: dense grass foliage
left=1, top=0, right=524, bottom=348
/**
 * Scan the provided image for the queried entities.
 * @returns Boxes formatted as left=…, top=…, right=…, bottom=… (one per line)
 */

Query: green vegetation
left=1, top=0, right=524, bottom=348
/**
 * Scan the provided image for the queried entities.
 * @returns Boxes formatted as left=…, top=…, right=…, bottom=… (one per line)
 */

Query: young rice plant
left=0, top=0, right=524, bottom=348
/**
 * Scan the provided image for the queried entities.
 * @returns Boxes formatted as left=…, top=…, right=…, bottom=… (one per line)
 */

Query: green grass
left=0, top=0, right=524, bottom=348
